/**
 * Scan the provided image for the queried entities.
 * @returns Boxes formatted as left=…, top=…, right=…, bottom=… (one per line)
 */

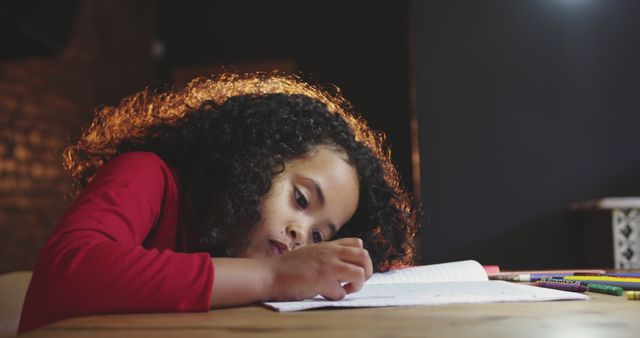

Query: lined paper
left=263, top=260, right=588, bottom=312
left=264, top=281, right=588, bottom=312
left=368, top=260, right=488, bottom=284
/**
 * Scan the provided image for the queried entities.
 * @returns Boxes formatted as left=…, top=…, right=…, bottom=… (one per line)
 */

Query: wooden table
left=24, top=292, right=640, bottom=338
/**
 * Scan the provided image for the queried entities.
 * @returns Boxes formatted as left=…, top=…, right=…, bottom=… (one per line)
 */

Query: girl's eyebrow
left=303, top=177, right=337, bottom=236
left=300, top=177, right=324, bottom=206
left=311, top=179, right=325, bottom=205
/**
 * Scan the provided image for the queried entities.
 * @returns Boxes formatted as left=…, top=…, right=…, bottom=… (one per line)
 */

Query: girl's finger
left=319, top=282, right=347, bottom=301
left=336, top=246, right=373, bottom=280
left=342, top=282, right=360, bottom=295
left=332, top=237, right=363, bottom=248
left=331, top=261, right=366, bottom=294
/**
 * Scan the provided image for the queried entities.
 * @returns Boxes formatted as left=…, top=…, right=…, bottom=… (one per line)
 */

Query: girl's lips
left=269, top=240, right=289, bottom=256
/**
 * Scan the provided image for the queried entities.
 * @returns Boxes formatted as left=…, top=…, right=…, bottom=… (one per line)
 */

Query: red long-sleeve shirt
left=18, top=152, right=214, bottom=334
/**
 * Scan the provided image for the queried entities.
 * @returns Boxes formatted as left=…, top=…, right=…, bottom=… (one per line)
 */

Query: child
left=18, top=72, right=420, bottom=333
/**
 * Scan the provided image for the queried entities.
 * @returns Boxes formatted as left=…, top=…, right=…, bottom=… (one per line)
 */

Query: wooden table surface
left=24, top=292, right=640, bottom=338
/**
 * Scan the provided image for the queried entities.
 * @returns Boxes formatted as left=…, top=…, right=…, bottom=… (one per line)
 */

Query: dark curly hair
left=63, top=72, right=420, bottom=271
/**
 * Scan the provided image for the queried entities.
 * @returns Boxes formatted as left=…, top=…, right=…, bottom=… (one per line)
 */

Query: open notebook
left=263, top=260, right=588, bottom=312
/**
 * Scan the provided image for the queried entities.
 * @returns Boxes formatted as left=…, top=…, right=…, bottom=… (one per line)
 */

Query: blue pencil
left=518, top=273, right=574, bottom=282
left=490, top=273, right=573, bottom=282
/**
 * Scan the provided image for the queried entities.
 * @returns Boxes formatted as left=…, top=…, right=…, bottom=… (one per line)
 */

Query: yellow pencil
left=627, top=291, right=640, bottom=300
left=564, top=276, right=640, bottom=283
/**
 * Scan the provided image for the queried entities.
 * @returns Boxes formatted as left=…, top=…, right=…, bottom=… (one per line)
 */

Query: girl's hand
left=266, top=237, right=373, bottom=301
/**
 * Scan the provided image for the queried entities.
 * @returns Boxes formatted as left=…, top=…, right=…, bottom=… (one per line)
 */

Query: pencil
left=573, top=272, right=640, bottom=278
left=488, top=269, right=606, bottom=282
left=491, top=273, right=573, bottom=282
left=563, top=276, right=640, bottom=283
left=586, top=283, right=624, bottom=296
left=534, top=281, right=587, bottom=293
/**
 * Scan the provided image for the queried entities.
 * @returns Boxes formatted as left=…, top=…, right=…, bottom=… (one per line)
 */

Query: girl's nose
left=286, top=223, right=308, bottom=248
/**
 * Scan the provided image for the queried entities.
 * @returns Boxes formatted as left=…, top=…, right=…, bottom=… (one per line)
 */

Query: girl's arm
left=19, top=152, right=213, bottom=334
left=210, top=238, right=372, bottom=307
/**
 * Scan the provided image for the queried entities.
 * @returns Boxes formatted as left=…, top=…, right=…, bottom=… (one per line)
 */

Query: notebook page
left=263, top=280, right=588, bottom=312
left=367, top=260, right=488, bottom=284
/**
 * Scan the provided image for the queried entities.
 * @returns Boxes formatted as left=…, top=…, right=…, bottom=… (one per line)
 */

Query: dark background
left=415, top=0, right=640, bottom=268
left=2, top=0, right=640, bottom=272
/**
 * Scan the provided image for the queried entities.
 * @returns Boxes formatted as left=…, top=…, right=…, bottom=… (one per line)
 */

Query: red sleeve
left=18, top=152, right=214, bottom=334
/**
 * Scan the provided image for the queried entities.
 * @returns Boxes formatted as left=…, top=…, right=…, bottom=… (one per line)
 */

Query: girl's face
left=240, top=146, right=360, bottom=258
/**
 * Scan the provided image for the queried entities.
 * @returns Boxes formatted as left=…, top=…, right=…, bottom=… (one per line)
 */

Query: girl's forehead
left=287, top=148, right=355, bottom=180
left=285, top=147, right=360, bottom=224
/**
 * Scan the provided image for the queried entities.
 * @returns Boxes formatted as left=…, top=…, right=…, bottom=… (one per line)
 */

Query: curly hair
left=63, top=72, right=420, bottom=271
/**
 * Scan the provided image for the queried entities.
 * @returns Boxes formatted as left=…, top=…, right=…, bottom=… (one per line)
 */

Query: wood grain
left=23, top=292, right=640, bottom=338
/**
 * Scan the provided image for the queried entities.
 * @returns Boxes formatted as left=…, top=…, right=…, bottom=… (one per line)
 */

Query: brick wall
left=0, top=0, right=154, bottom=273
left=0, top=59, right=82, bottom=272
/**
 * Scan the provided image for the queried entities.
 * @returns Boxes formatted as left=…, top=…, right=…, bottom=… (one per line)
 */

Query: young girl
left=18, top=72, right=420, bottom=333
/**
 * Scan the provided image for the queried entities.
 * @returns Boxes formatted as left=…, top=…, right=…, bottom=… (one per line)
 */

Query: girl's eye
left=311, top=228, right=323, bottom=243
left=294, top=188, right=309, bottom=209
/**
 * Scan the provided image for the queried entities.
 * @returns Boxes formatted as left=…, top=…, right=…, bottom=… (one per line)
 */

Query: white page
left=367, top=260, right=488, bottom=284
left=263, top=281, right=589, bottom=312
